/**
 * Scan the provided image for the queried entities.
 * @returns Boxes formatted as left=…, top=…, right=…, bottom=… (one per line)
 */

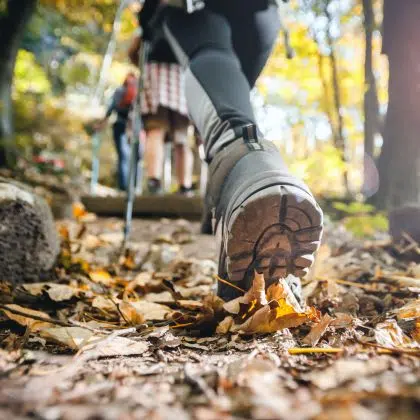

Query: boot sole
left=223, top=184, right=323, bottom=290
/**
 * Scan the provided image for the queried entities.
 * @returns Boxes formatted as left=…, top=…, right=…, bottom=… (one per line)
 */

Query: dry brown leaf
left=92, top=296, right=117, bottom=312
left=46, top=284, right=79, bottom=302
left=144, top=291, right=175, bottom=303
left=40, top=327, right=96, bottom=350
left=216, top=316, right=234, bottom=334
left=306, top=357, right=390, bottom=390
left=177, top=300, right=205, bottom=310
left=374, top=319, right=419, bottom=349
left=330, top=313, right=353, bottom=328
left=223, top=271, right=267, bottom=315
left=394, top=300, right=420, bottom=320
left=119, top=302, right=145, bottom=325
left=302, top=313, right=333, bottom=346
left=21, top=283, right=49, bottom=296
left=220, top=275, right=318, bottom=334
left=1, top=304, right=53, bottom=332
left=130, top=300, right=172, bottom=321
left=22, top=283, right=79, bottom=301
left=83, top=336, right=149, bottom=357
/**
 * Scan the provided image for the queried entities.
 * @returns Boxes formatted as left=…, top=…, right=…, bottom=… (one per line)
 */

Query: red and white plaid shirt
left=140, top=61, right=188, bottom=117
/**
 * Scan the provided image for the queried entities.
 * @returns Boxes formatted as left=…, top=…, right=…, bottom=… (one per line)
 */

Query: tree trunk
left=362, top=0, right=380, bottom=197
left=374, top=0, right=420, bottom=210
left=0, top=0, right=37, bottom=167
left=316, top=50, right=337, bottom=144
left=324, top=3, right=350, bottom=194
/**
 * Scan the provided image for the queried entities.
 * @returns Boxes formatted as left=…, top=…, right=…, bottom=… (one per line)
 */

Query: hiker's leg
left=143, top=107, right=169, bottom=192
left=163, top=6, right=255, bottom=160
left=172, top=112, right=193, bottom=191
left=112, top=122, right=130, bottom=191
left=226, top=1, right=280, bottom=88
left=164, top=2, right=323, bottom=300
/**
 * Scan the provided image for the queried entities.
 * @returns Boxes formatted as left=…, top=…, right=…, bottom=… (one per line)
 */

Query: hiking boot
left=177, top=185, right=194, bottom=197
left=147, top=178, right=162, bottom=195
left=209, top=125, right=323, bottom=302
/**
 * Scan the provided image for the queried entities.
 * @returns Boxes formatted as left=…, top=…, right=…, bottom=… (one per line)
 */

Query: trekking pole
left=122, top=37, right=150, bottom=251
left=90, top=130, right=102, bottom=194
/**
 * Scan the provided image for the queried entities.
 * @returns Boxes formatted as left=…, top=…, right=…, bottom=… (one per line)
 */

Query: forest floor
left=0, top=215, right=419, bottom=420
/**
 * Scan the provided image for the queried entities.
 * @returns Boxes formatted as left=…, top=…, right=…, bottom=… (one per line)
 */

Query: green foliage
left=13, top=50, right=51, bottom=95
left=60, top=53, right=94, bottom=87
left=333, top=201, right=389, bottom=238
left=287, top=145, right=347, bottom=196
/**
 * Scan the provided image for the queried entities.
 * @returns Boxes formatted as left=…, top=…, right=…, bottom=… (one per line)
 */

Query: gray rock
left=0, top=177, right=59, bottom=285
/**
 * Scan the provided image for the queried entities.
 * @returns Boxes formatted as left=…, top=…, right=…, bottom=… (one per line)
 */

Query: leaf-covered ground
left=0, top=213, right=419, bottom=420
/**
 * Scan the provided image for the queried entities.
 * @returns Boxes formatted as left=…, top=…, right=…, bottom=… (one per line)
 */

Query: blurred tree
left=375, top=0, right=420, bottom=210
left=0, top=0, right=37, bottom=166
left=0, top=0, right=123, bottom=167
left=362, top=0, right=379, bottom=162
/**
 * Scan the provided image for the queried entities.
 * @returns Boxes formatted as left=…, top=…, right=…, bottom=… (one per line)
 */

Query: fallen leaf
left=374, top=319, right=419, bottom=349
left=220, top=275, right=319, bottom=334
left=330, top=313, right=354, bottom=328
left=89, top=269, right=114, bottom=286
left=177, top=300, right=205, bottom=310
left=223, top=271, right=267, bottom=315
left=302, top=313, right=333, bottom=346
left=216, top=316, right=234, bottom=334
left=40, top=327, right=95, bottom=350
left=395, top=300, right=420, bottom=320
left=72, top=202, right=88, bottom=220
left=1, top=304, right=53, bottom=332
left=306, top=357, right=390, bottom=390
left=21, top=283, right=49, bottom=296
left=130, top=301, right=172, bottom=321
left=99, top=231, right=124, bottom=244
left=144, top=291, right=175, bottom=303
left=46, top=284, right=79, bottom=302
left=83, top=336, right=149, bottom=357
left=92, top=296, right=117, bottom=312
left=72, top=202, right=97, bottom=222
left=119, top=301, right=145, bottom=325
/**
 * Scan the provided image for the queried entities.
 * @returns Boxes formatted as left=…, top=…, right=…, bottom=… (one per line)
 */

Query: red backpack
left=119, top=75, right=137, bottom=108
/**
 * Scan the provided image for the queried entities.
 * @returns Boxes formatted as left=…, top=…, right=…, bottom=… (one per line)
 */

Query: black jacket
left=138, top=0, right=178, bottom=63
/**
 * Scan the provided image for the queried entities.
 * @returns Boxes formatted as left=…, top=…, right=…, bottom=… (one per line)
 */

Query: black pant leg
left=163, top=7, right=256, bottom=160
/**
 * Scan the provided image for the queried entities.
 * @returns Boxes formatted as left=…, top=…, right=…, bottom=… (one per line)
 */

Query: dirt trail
left=0, top=217, right=419, bottom=420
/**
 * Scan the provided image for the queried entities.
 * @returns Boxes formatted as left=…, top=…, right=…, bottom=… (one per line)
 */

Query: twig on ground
left=214, top=275, right=245, bottom=294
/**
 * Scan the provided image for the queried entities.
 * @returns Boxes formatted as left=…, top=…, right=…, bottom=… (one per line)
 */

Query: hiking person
left=140, top=0, right=324, bottom=301
left=128, top=15, right=194, bottom=195
left=96, top=73, right=137, bottom=191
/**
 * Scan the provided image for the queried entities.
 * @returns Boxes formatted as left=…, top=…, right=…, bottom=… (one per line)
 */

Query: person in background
left=96, top=73, right=137, bottom=191
left=128, top=11, right=194, bottom=195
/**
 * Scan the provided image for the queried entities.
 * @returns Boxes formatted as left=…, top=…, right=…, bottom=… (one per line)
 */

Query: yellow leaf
left=89, top=269, right=113, bottom=286
left=220, top=274, right=319, bottom=334
left=72, top=201, right=87, bottom=220
left=223, top=271, right=267, bottom=314
left=395, top=300, right=420, bottom=320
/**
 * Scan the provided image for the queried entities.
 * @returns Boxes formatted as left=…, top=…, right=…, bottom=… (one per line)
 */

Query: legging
left=162, top=0, right=280, bottom=160
left=112, top=121, right=130, bottom=191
